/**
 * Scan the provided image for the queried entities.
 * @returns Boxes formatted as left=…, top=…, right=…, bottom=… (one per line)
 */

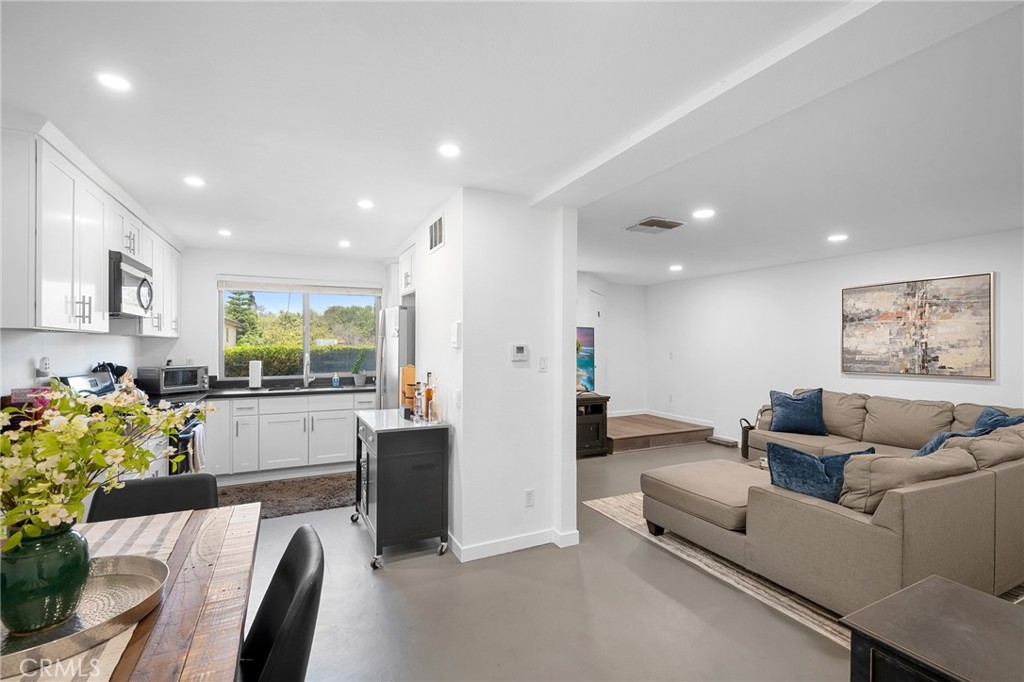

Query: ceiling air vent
left=624, top=216, right=686, bottom=234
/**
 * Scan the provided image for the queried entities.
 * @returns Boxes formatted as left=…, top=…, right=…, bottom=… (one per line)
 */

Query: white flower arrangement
left=1, top=380, right=210, bottom=550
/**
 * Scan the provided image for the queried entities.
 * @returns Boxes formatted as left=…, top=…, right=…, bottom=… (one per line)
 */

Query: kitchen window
left=218, top=281, right=380, bottom=379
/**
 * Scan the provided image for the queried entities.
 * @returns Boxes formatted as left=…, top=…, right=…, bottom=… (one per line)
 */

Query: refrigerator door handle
left=377, top=308, right=387, bottom=409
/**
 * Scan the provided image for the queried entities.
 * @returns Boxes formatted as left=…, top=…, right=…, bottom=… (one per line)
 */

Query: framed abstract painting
left=841, top=273, right=993, bottom=378
left=576, top=326, right=595, bottom=391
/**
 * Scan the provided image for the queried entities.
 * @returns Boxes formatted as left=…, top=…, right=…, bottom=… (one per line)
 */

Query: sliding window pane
left=222, top=289, right=304, bottom=377
left=309, top=293, right=377, bottom=374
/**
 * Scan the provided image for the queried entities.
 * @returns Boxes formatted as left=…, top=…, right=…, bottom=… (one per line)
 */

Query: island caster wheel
left=437, top=543, right=448, bottom=556
left=370, top=556, right=383, bottom=570
left=350, top=512, right=360, bottom=523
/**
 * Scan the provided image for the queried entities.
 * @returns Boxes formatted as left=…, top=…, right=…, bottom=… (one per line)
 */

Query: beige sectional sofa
left=641, top=390, right=1024, bottom=615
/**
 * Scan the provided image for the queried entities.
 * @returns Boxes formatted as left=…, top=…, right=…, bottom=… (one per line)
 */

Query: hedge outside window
left=220, top=287, right=379, bottom=378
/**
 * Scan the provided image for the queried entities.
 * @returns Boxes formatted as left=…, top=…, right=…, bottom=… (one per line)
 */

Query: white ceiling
left=2, top=2, right=1021, bottom=284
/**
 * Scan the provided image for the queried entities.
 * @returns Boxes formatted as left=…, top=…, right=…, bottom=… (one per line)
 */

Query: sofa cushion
left=823, top=441, right=917, bottom=458
left=769, top=389, right=827, bottom=435
left=640, top=460, right=770, bottom=531
left=952, top=403, right=1024, bottom=432
left=839, top=447, right=978, bottom=514
left=768, top=442, right=874, bottom=503
left=915, top=407, right=1024, bottom=457
left=748, top=429, right=857, bottom=456
left=861, top=396, right=954, bottom=450
left=797, top=388, right=869, bottom=441
left=944, top=424, right=1024, bottom=468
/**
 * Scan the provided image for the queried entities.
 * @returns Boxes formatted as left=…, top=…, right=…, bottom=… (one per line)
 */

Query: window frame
left=217, top=281, right=381, bottom=380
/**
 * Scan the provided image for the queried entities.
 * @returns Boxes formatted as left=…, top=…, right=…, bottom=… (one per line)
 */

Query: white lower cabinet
left=232, top=416, right=260, bottom=473
left=202, top=402, right=232, bottom=476
left=309, top=410, right=354, bottom=464
left=203, top=393, right=366, bottom=476
left=259, top=413, right=310, bottom=470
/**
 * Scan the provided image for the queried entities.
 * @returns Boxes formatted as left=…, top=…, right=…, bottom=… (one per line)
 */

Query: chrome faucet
left=303, top=352, right=312, bottom=387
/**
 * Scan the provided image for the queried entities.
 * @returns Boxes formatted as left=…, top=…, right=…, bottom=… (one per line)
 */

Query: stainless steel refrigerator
left=376, top=305, right=414, bottom=408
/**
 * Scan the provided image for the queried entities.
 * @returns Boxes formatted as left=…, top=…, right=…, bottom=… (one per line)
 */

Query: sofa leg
left=646, top=520, right=665, bottom=536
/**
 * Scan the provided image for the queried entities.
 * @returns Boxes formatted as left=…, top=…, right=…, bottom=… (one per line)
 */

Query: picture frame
left=841, top=272, right=993, bottom=378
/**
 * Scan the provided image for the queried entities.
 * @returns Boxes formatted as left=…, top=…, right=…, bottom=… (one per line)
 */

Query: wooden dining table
left=2, top=503, right=261, bottom=682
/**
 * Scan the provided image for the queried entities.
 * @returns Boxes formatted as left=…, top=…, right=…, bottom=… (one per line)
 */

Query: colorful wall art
left=842, top=273, right=993, bottom=378
left=576, top=326, right=595, bottom=391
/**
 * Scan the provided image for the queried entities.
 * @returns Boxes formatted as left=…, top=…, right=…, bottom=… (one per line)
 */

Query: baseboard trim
left=647, top=410, right=715, bottom=428
left=215, top=462, right=354, bottom=486
left=454, top=528, right=577, bottom=562
left=608, top=409, right=646, bottom=418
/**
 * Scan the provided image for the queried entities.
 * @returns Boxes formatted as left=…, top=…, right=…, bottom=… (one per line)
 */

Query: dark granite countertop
left=150, top=385, right=375, bottom=404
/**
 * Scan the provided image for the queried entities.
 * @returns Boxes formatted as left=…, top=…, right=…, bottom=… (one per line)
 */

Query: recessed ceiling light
left=218, top=229, right=231, bottom=237
left=97, top=72, right=131, bottom=91
left=669, top=264, right=683, bottom=272
left=338, top=240, right=352, bottom=248
left=184, top=176, right=206, bottom=188
left=828, top=234, right=849, bottom=242
left=692, top=208, right=716, bottom=219
left=357, top=199, right=374, bottom=210
left=438, top=143, right=461, bottom=158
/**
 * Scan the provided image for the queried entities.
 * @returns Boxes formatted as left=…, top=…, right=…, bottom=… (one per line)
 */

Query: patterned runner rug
left=218, top=472, right=355, bottom=519
left=584, top=492, right=1024, bottom=649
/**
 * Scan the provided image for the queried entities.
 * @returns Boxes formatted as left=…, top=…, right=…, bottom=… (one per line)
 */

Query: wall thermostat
left=511, top=344, right=529, bottom=362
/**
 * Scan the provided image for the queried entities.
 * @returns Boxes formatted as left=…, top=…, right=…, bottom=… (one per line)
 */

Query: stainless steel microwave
left=109, top=250, right=153, bottom=318
left=136, top=366, right=209, bottom=395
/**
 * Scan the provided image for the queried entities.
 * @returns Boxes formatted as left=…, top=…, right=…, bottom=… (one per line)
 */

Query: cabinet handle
left=404, top=272, right=411, bottom=286
left=311, top=416, right=315, bottom=432
left=73, top=298, right=86, bottom=321
left=235, top=422, right=239, bottom=437
left=85, top=296, right=93, bottom=324
left=303, top=417, right=307, bottom=432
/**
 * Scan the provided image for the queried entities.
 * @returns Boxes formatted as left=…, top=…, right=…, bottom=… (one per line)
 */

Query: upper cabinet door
left=167, top=247, right=180, bottom=337
left=106, top=198, right=141, bottom=260
left=398, top=245, right=415, bottom=295
left=37, top=143, right=77, bottom=330
left=75, top=178, right=109, bottom=333
left=141, top=234, right=165, bottom=336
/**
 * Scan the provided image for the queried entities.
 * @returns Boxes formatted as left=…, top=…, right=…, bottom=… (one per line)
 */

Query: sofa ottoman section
left=641, top=460, right=770, bottom=565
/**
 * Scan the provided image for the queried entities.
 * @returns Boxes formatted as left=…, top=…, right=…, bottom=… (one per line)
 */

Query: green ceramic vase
left=0, top=526, right=90, bottom=634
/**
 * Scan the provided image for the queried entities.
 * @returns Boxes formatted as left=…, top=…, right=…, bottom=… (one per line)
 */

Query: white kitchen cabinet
left=139, top=234, right=180, bottom=338
left=259, top=413, right=309, bottom=470
left=106, top=197, right=143, bottom=261
left=232, top=415, right=260, bottom=473
left=36, top=141, right=108, bottom=333
left=202, top=402, right=232, bottom=476
left=309, top=409, right=354, bottom=464
left=398, top=245, right=415, bottom=295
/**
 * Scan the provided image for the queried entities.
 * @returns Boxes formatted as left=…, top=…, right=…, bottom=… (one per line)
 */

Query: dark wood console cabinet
left=577, top=392, right=610, bottom=457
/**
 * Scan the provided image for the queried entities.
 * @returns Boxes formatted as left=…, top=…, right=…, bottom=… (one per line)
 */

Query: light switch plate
left=451, top=321, right=462, bottom=348
left=511, top=344, right=529, bottom=362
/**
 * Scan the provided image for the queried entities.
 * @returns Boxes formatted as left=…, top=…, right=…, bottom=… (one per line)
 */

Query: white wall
left=403, top=188, right=578, bottom=561
left=149, top=248, right=386, bottom=373
left=399, top=190, right=466, bottom=542
left=576, top=272, right=647, bottom=414
left=646, top=229, right=1024, bottom=441
left=461, top=189, right=576, bottom=556
left=1, top=330, right=140, bottom=392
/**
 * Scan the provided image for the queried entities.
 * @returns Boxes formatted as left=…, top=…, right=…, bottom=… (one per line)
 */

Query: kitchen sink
left=266, top=386, right=303, bottom=392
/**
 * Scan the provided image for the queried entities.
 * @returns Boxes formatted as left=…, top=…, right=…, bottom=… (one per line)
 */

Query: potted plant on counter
left=351, top=349, right=368, bottom=386
left=0, top=381, right=205, bottom=634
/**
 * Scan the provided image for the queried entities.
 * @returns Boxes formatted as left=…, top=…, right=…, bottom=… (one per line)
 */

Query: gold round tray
left=1, top=555, right=168, bottom=677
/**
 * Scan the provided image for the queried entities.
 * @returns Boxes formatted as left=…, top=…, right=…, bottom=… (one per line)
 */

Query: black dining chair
left=238, top=525, right=325, bottom=682
left=86, top=472, right=219, bottom=522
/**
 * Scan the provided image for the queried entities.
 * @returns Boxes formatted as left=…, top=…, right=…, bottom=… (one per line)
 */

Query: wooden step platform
left=607, top=415, right=713, bottom=454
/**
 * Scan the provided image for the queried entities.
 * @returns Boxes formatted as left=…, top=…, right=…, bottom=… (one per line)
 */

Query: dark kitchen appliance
left=60, top=369, right=117, bottom=396
left=136, top=366, right=209, bottom=396
left=109, top=250, right=154, bottom=318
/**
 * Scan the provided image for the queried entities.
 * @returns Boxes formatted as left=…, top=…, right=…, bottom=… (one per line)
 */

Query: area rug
left=219, top=472, right=356, bottom=519
left=584, top=492, right=1024, bottom=650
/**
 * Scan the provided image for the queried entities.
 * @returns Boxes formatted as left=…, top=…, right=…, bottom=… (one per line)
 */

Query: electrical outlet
left=455, top=389, right=463, bottom=408
left=538, top=356, right=547, bottom=373
left=525, top=489, right=535, bottom=507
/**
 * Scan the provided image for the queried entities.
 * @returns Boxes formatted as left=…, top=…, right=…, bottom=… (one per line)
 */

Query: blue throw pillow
left=915, top=407, right=1024, bottom=457
left=767, top=442, right=875, bottom=503
left=769, top=389, right=827, bottom=436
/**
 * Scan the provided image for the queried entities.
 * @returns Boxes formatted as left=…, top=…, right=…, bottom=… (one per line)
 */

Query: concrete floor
left=246, top=443, right=849, bottom=681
